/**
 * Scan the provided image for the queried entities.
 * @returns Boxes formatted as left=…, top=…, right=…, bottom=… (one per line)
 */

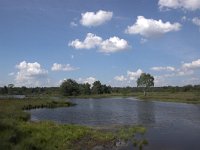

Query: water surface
left=29, top=98, right=200, bottom=150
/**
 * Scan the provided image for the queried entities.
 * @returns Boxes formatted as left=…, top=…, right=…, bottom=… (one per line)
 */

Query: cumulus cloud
left=114, top=75, right=127, bottom=81
left=158, top=0, right=200, bottom=11
left=80, top=10, right=113, bottom=27
left=176, top=70, right=194, bottom=76
left=152, top=59, right=200, bottom=86
left=99, top=37, right=129, bottom=53
left=154, top=75, right=167, bottom=86
left=151, top=66, right=175, bottom=71
left=112, top=69, right=143, bottom=87
left=152, top=62, right=198, bottom=79
left=154, top=69, right=195, bottom=86
left=114, top=59, right=200, bottom=87
left=125, top=16, right=181, bottom=38
left=192, top=17, right=200, bottom=26
left=127, top=69, right=143, bottom=80
left=77, top=77, right=96, bottom=85
left=69, top=33, right=129, bottom=53
left=15, top=61, right=48, bottom=87
left=182, top=59, right=200, bottom=70
left=51, top=63, right=79, bottom=71
left=69, top=33, right=102, bottom=49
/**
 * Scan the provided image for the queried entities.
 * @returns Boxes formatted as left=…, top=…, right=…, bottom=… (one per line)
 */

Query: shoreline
left=67, top=91, right=200, bottom=104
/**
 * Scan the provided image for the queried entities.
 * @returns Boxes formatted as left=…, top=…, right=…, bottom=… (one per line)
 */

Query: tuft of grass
left=117, top=125, right=148, bottom=150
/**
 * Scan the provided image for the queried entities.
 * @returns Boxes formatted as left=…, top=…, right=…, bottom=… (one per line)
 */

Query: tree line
left=0, top=73, right=200, bottom=96
left=1, top=83, right=200, bottom=96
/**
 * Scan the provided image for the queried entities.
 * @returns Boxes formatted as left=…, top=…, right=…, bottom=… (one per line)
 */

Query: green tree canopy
left=79, top=83, right=91, bottom=95
left=60, top=79, right=80, bottom=96
left=91, top=81, right=102, bottom=94
left=137, top=73, right=154, bottom=96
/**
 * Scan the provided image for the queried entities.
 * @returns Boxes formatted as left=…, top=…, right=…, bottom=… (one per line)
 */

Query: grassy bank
left=68, top=91, right=200, bottom=104
left=0, top=99, right=147, bottom=150
left=134, top=91, right=200, bottom=104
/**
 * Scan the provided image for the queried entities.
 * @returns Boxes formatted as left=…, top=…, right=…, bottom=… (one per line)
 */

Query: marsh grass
left=135, top=91, right=200, bottom=104
left=67, top=91, right=200, bottom=104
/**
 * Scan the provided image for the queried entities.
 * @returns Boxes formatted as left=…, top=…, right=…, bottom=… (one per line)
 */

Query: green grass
left=68, top=93, right=137, bottom=99
left=0, top=99, right=147, bottom=150
left=134, top=91, right=200, bottom=104
left=69, top=91, right=200, bottom=104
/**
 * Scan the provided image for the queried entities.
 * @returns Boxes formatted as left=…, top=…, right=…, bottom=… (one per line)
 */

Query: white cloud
left=152, top=59, right=200, bottom=86
left=125, top=16, right=181, bottom=38
left=15, top=61, right=48, bottom=87
left=51, top=63, right=79, bottom=72
left=70, top=21, right=78, bottom=27
left=192, top=17, right=200, bottom=26
left=154, top=75, right=167, bottom=86
left=77, top=77, right=96, bottom=85
left=112, top=69, right=143, bottom=87
left=158, top=0, right=200, bottom=11
left=99, top=36, right=129, bottom=53
left=127, top=69, right=143, bottom=80
left=69, top=33, right=102, bottom=49
left=154, top=69, right=195, bottom=86
left=114, top=75, right=127, bottom=81
left=151, top=61, right=198, bottom=79
left=182, top=59, right=200, bottom=70
left=80, top=10, right=113, bottom=27
left=151, top=66, right=175, bottom=71
left=176, top=70, right=194, bottom=76
left=69, top=33, right=129, bottom=53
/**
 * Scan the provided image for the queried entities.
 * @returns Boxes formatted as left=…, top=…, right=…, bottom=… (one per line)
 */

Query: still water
left=29, top=98, right=200, bottom=150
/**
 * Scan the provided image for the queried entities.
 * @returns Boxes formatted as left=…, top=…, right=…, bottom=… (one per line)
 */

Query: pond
left=29, top=98, right=200, bottom=150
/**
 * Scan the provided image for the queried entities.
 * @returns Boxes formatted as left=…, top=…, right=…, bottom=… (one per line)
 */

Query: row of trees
left=1, top=84, right=199, bottom=96
left=1, top=73, right=200, bottom=96
left=60, top=79, right=111, bottom=96
left=0, top=86, right=60, bottom=95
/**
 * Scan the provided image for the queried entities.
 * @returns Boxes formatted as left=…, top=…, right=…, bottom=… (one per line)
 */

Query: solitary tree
left=137, top=73, right=154, bottom=96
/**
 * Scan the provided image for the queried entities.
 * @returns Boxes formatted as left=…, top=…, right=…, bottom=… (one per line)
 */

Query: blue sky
left=0, top=0, right=200, bottom=87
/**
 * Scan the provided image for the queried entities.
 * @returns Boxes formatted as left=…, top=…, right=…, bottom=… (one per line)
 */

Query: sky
left=0, top=0, right=200, bottom=87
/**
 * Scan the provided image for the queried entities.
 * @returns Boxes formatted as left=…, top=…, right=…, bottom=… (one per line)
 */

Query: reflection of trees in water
left=137, top=101, right=155, bottom=125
